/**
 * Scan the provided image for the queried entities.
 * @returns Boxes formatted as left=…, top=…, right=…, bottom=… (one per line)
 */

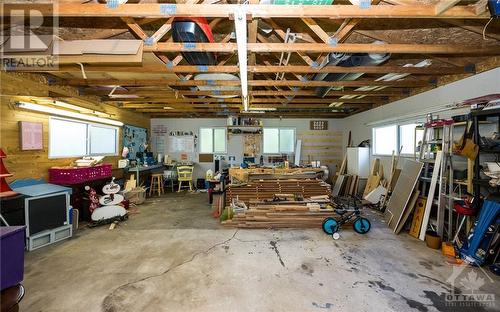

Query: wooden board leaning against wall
left=0, top=71, right=150, bottom=181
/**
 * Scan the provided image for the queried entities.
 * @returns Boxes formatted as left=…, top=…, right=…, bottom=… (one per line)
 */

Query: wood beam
left=59, top=79, right=430, bottom=88
left=301, top=18, right=331, bottom=43
left=143, top=42, right=500, bottom=54
left=82, top=89, right=403, bottom=97
left=42, top=64, right=468, bottom=75
left=2, top=4, right=489, bottom=19
left=121, top=17, right=147, bottom=39
left=149, top=18, right=174, bottom=43
left=123, top=102, right=371, bottom=109
left=109, top=97, right=379, bottom=104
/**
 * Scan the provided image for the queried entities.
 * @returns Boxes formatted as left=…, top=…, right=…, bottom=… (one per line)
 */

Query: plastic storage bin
left=0, top=226, right=26, bottom=290
left=49, top=164, right=112, bottom=185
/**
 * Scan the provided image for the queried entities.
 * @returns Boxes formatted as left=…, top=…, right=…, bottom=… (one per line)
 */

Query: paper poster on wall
left=151, top=124, right=168, bottom=155
left=19, top=121, right=43, bottom=150
left=123, top=125, right=148, bottom=159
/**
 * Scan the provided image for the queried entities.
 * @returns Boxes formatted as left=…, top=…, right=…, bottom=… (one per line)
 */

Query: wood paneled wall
left=298, top=130, right=343, bottom=168
left=0, top=72, right=150, bottom=181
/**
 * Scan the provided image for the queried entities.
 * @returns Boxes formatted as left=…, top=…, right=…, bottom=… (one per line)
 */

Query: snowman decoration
left=91, top=177, right=128, bottom=222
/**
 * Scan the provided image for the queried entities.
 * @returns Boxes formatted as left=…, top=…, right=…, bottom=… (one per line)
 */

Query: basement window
left=399, top=123, right=424, bottom=156
left=372, top=123, right=423, bottom=156
left=263, top=128, right=296, bottom=154
left=372, top=125, right=397, bottom=156
left=199, top=127, right=227, bottom=154
left=49, top=117, right=119, bottom=158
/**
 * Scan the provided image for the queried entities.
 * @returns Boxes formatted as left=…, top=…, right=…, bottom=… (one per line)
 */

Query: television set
left=24, top=192, right=69, bottom=236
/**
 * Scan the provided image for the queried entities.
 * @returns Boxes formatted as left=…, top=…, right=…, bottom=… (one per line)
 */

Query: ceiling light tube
left=249, top=107, right=277, bottom=111
left=52, top=100, right=113, bottom=118
left=16, top=101, right=124, bottom=126
left=234, top=6, right=249, bottom=111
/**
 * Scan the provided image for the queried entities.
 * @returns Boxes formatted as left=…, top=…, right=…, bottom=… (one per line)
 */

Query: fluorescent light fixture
left=241, top=110, right=266, bottom=114
left=234, top=6, right=248, bottom=111
left=249, top=107, right=277, bottom=111
left=332, top=59, right=432, bottom=107
left=16, top=102, right=124, bottom=126
left=52, top=100, right=113, bottom=118
left=329, top=102, right=343, bottom=107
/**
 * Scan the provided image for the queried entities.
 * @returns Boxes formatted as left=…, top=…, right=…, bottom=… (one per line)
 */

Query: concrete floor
left=21, top=193, right=499, bottom=312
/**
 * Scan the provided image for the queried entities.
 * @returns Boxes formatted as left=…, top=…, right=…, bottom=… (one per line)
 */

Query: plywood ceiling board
left=55, top=39, right=142, bottom=55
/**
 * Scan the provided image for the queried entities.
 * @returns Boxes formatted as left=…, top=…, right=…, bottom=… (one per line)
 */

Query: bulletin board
left=123, top=125, right=148, bottom=159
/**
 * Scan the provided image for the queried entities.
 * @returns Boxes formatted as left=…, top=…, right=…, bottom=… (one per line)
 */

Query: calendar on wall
left=310, top=120, right=328, bottom=130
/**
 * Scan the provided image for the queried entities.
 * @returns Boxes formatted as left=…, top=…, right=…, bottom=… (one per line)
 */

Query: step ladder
left=418, top=118, right=455, bottom=240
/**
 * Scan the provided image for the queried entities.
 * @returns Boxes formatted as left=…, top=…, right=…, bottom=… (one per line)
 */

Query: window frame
left=88, top=123, right=120, bottom=157
left=263, top=127, right=296, bottom=154
left=372, top=122, right=423, bottom=157
left=398, top=123, right=423, bottom=157
left=199, top=127, right=227, bottom=154
left=372, top=124, right=398, bottom=156
left=48, top=116, right=119, bottom=159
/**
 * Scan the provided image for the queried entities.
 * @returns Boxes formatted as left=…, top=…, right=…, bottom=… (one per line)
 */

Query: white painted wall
left=151, top=118, right=345, bottom=179
left=343, top=67, right=500, bottom=176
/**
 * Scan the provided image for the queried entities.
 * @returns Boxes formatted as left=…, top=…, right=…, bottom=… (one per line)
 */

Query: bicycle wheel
left=322, top=217, right=339, bottom=235
left=353, top=217, right=371, bottom=234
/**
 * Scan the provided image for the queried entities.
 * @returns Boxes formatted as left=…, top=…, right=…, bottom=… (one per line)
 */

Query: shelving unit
left=472, top=107, right=500, bottom=201
left=227, top=125, right=262, bottom=135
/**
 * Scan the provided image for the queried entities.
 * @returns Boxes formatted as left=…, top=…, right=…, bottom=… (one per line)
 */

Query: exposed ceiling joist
left=57, top=79, right=431, bottom=88
left=142, top=42, right=498, bottom=54
left=39, top=65, right=469, bottom=75
left=2, top=3, right=490, bottom=19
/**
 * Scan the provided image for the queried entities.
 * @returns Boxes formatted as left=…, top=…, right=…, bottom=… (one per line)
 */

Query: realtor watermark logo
left=445, top=263, right=496, bottom=308
left=1, top=2, right=58, bottom=70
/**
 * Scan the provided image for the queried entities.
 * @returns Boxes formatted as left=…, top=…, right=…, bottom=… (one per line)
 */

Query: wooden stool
left=149, top=173, right=164, bottom=197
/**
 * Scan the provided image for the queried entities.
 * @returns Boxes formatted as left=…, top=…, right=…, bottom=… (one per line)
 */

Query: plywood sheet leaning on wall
left=384, top=160, right=423, bottom=230
left=394, top=190, right=420, bottom=234
left=298, top=130, right=342, bottom=167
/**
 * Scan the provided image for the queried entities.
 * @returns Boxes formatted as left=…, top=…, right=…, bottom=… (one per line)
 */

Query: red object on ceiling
left=173, top=17, right=215, bottom=43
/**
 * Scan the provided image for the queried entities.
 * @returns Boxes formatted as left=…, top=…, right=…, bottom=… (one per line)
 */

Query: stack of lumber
left=225, top=179, right=331, bottom=206
left=222, top=202, right=335, bottom=228
left=383, top=159, right=423, bottom=235
left=229, top=167, right=323, bottom=183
